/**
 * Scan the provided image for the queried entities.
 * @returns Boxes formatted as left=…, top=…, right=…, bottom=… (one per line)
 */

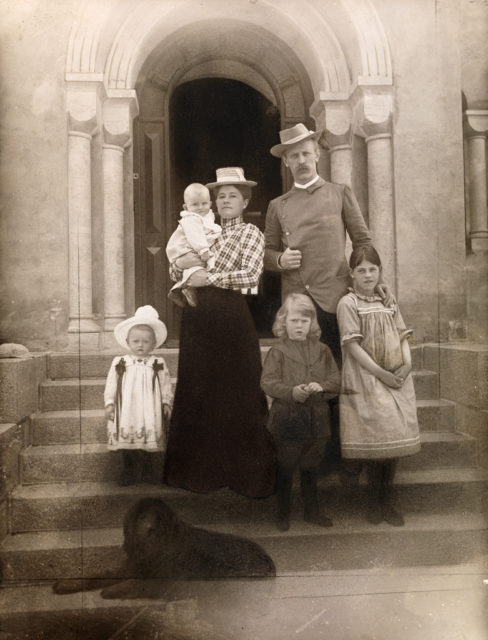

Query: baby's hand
left=105, top=404, right=115, bottom=421
left=200, top=250, right=211, bottom=262
left=305, top=382, right=323, bottom=394
left=292, top=384, right=310, bottom=403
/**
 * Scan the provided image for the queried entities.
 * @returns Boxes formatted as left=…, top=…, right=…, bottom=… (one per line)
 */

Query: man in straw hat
left=264, top=122, right=389, bottom=364
left=264, top=123, right=389, bottom=477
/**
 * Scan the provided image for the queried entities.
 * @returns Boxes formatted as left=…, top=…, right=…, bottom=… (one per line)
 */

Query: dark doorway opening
left=170, top=78, right=283, bottom=336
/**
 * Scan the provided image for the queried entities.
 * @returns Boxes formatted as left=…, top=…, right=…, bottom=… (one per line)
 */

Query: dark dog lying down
left=53, top=497, right=275, bottom=599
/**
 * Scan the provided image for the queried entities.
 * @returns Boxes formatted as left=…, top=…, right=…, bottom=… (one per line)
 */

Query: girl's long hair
left=272, top=293, right=321, bottom=339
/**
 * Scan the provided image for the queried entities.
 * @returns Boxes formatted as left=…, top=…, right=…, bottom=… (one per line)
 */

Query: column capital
left=66, top=79, right=105, bottom=136
left=352, top=86, right=393, bottom=138
left=102, top=93, right=139, bottom=148
left=464, top=110, right=488, bottom=137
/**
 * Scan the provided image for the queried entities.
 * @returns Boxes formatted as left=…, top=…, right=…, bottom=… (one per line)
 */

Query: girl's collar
left=127, top=354, right=154, bottom=363
left=348, top=287, right=383, bottom=302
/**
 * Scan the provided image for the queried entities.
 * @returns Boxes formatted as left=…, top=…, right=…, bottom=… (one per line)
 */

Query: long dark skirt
left=165, top=286, right=276, bottom=497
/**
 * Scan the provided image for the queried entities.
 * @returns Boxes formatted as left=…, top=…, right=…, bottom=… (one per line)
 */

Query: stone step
left=8, top=468, right=488, bottom=533
left=20, top=431, right=477, bottom=486
left=47, top=349, right=180, bottom=381
left=39, top=370, right=437, bottom=412
left=1, top=512, right=485, bottom=582
left=32, top=398, right=455, bottom=447
left=44, top=346, right=424, bottom=381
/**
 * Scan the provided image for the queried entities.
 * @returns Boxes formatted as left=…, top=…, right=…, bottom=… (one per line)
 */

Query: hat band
left=280, top=131, right=315, bottom=146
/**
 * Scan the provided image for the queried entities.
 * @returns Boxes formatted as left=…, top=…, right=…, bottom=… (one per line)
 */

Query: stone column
left=364, top=132, right=395, bottom=287
left=66, top=81, right=103, bottom=348
left=355, top=88, right=396, bottom=290
left=465, top=111, right=488, bottom=251
left=102, top=142, right=127, bottom=329
left=102, top=94, right=139, bottom=338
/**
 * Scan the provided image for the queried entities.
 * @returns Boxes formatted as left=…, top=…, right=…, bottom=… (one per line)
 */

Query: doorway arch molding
left=137, top=19, right=316, bottom=125
left=67, top=0, right=392, bottom=98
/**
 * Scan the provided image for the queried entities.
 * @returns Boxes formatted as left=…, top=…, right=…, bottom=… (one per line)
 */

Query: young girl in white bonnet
left=104, top=305, right=173, bottom=485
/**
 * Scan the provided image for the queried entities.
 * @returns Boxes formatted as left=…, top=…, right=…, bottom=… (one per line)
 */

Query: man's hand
left=175, top=254, right=206, bottom=270
left=292, top=384, right=310, bottom=403
left=376, top=283, right=395, bottom=307
left=105, top=404, right=115, bottom=421
left=186, top=269, right=208, bottom=287
left=279, top=248, right=302, bottom=270
left=304, top=382, right=323, bottom=394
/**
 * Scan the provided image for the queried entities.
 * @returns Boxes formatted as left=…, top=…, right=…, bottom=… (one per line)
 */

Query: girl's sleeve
left=261, top=348, right=294, bottom=401
left=103, top=357, right=119, bottom=407
left=394, top=304, right=413, bottom=342
left=207, top=225, right=264, bottom=290
left=337, top=295, right=363, bottom=345
left=318, top=345, right=342, bottom=399
left=157, top=359, right=174, bottom=407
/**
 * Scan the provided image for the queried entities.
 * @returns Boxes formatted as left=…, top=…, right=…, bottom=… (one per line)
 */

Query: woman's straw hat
left=206, top=167, right=257, bottom=190
left=270, top=123, right=322, bottom=157
left=114, top=305, right=167, bottom=349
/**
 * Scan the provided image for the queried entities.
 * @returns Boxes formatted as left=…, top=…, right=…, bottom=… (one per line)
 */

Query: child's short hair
left=272, top=293, right=321, bottom=339
left=349, top=246, right=382, bottom=270
left=183, top=183, right=210, bottom=202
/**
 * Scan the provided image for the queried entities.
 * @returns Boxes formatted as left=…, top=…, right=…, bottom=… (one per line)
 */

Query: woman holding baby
left=164, top=167, right=276, bottom=498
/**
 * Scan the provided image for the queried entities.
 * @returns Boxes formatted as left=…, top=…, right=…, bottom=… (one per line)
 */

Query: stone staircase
left=1, top=346, right=487, bottom=586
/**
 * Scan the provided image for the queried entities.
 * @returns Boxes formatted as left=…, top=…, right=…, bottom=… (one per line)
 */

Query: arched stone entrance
left=64, top=0, right=395, bottom=350
left=133, top=19, right=316, bottom=340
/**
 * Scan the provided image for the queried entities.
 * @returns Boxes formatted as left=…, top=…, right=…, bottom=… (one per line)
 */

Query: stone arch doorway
left=133, top=21, right=316, bottom=342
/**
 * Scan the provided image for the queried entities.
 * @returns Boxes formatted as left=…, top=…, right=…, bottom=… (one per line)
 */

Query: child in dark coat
left=261, top=293, right=341, bottom=531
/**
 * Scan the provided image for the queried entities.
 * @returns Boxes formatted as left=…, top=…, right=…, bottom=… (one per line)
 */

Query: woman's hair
left=127, top=324, right=156, bottom=341
left=214, top=183, right=252, bottom=202
left=348, top=246, right=382, bottom=270
left=272, top=293, right=321, bottom=339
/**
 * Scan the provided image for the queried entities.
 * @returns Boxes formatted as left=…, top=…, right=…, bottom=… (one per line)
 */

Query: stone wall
left=0, top=1, right=75, bottom=350
left=375, top=0, right=466, bottom=343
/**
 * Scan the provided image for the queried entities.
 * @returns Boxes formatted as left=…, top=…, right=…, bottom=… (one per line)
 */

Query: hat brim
left=270, top=130, right=322, bottom=157
left=205, top=179, right=257, bottom=190
left=114, top=317, right=167, bottom=350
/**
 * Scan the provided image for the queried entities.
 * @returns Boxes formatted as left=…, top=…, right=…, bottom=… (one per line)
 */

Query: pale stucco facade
left=0, top=0, right=487, bottom=351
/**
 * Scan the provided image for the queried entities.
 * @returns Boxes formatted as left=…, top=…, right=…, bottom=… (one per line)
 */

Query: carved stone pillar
left=364, top=132, right=394, bottom=286
left=102, top=94, right=139, bottom=335
left=355, top=89, right=396, bottom=290
left=465, top=110, right=488, bottom=252
left=66, top=82, right=102, bottom=348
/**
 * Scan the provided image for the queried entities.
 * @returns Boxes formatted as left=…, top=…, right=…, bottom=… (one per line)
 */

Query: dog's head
left=123, top=497, right=180, bottom=558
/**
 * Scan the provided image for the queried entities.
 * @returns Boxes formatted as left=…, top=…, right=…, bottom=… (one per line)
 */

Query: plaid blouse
left=169, top=216, right=264, bottom=291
